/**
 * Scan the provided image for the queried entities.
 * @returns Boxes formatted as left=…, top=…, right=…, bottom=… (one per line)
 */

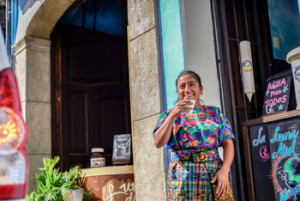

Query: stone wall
left=13, top=36, right=52, bottom=193
left=128, top=0, right=167, bottom=200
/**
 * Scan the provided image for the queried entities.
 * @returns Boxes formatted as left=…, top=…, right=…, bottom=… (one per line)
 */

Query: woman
left=153, top=71, right=235, bottom=201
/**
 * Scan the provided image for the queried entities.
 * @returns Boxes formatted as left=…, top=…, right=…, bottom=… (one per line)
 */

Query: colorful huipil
left=153, top=106, right=235, bottom=201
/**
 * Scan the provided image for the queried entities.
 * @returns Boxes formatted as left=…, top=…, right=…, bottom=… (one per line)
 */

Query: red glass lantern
left=0, top=26, right=28, bottom=199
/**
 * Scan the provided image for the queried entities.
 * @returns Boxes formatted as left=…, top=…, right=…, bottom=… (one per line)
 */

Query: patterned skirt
left=167, top=159, right=222, bottom=201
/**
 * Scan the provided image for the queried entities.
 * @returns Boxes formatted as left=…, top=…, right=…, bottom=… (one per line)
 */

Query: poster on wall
left=262, top=72, right=292, bottom=115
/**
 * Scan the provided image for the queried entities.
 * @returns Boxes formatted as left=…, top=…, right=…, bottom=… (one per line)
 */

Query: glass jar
left=90, top=148, right=105, bottom=168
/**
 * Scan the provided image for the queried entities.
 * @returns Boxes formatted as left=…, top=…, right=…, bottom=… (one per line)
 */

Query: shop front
left=156, top=0, right=300, bottom=200
left=5, top=0, right=300, bottom=200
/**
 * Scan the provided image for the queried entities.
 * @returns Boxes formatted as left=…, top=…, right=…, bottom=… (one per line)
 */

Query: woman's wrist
left=220, top=165, right=230, bottom=173
left=169, top=109, right=179, bottom=119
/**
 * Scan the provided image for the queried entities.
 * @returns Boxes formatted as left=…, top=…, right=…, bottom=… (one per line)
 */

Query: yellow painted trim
left=81, top=165, right=134, bottom=177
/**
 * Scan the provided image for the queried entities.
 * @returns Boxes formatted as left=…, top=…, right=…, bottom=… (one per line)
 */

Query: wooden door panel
left=97, top=97, right=130, bottom=165
left=68, top=92, right=88, bottom=154
left=67, top=43, right=124, bottom=83
left=51, top=24, right=131, bottom=170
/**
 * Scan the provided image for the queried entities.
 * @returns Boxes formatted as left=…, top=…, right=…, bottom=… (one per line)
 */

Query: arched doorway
left=13, top=0, right=131, bottom=191
left=50, top=0, right=131, bottom=170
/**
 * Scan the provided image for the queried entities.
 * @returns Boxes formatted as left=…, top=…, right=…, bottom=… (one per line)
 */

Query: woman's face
left=177, top=74, right=203, bottom=100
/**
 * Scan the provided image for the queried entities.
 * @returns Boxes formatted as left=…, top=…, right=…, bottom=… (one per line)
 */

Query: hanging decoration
left=239, top=40, right=256, bottom=102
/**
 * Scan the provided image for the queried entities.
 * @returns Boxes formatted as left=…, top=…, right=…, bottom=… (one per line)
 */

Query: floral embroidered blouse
left=153, top=105, right=235, bottom=150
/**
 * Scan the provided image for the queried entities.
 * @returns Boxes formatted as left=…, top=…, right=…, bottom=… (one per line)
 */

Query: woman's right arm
left=153, top=113, right=176, bottom=148
left=153, top=99, right=191, bottom=148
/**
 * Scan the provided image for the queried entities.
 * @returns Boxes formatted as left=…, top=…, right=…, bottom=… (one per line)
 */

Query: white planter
left=62, top=188, right=83, bottom=201
left=287, top=47, right=300, bottom=109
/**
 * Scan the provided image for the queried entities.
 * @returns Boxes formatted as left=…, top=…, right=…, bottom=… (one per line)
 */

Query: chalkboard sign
left=268, top=120, right=300, bottom=201
left=112, top=134, right=131, bottom=165
left=262, top=72, right=292, bottom=115
left=249, top=125, right=276, bottom=201
left=249, top=117, right=300, bottom=201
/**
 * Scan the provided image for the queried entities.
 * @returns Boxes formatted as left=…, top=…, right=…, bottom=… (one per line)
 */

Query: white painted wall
left=15, top=1, right=42, bottom=43
left=0, top=24, right=9, bottom=69
left=181, top=0, right=224, bottom=158
left=181, top=0, right=221, bottom=108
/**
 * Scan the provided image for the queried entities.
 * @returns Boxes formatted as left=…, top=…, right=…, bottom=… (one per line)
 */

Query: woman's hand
left=170, top=99, right=193, bottom=117
left=211, top=168, right=229, bottom=197
left=211, top=139, right=234, bottom=197
left=153, top=98, right=192, bottom=148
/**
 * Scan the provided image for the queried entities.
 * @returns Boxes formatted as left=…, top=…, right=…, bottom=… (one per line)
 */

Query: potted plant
left=26, top=156, right=100, bottom=201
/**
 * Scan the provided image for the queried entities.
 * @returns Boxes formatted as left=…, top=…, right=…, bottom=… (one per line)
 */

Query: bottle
left=90, top=148, right=105, bottom=168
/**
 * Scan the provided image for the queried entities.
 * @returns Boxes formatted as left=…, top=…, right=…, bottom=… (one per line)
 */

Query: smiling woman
left=153, top=70, right=236, bottom=201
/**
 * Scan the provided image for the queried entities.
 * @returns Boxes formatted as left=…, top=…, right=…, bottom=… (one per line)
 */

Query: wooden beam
left=243, top=109, right=300, bottom=127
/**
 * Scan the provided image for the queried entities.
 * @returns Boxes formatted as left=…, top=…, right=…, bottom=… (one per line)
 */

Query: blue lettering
left=270, top=127, right=298, bottom=143
left=272, top=138, right=299, bottom=159
left=279, top=186, right=300, bottom=201
left=270, top=126, right=280, bottom=143
left=253, top=127, right=265, bottom=147
left=280, top=188, right=290, bottom=201
left=292, top=137, right=298, bottom=156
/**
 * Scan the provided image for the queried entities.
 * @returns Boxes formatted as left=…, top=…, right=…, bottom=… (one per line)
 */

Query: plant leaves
left=26, top=156, right=97, bottom=201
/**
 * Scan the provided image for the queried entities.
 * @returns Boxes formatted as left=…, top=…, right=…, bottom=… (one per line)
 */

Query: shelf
left=81, top=165, right=134, bottom=177
left=243, top=109, right=300, bottom=127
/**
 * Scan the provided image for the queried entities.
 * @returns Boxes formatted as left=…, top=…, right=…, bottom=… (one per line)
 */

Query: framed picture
left=112, top=134, right=131, bottom=165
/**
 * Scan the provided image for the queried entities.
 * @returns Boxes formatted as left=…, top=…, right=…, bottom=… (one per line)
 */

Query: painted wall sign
left=262, top=73, right=292, bottom=115
left=249, top=117, right=300, bottom=201
left=102, top=178, right=135, bottom=201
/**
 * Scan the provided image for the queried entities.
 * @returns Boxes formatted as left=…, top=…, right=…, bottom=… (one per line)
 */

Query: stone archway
left=16, top=0, right=76, bottom=41
left=13, top=0, right=75, bottom=192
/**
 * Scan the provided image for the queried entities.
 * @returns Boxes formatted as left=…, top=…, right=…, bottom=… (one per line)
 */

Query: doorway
left=51, top=23, right=131, bottom=170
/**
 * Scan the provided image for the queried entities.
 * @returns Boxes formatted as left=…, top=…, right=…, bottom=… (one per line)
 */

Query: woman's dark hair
left=176, top=70, right=202, bottom=87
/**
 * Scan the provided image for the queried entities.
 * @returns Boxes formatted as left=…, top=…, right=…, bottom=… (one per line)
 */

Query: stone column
left=13, top=36, right=51, bottom=193
left=128, top=0, right=167, bottom=200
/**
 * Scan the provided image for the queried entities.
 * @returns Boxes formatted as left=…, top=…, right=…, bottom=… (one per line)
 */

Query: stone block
left=132, top=114, right=167, bottom=201
left=26, top=42, right=51, bottom=103
left=128, top=0, right=156, bottom=39
left=21, top=101, right=26, bottom=122
left=27, top=154, right=51, bottom=194
left=129, top=28, right=162, bottom=121
left=15, top=50, right=27, bottom=103
left=13, top=36, right=51, bottom=103
left=26, top=101, right=51, bottom=155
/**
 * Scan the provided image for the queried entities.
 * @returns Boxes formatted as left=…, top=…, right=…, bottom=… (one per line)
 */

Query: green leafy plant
left=26, top=156, right=100, bottom=201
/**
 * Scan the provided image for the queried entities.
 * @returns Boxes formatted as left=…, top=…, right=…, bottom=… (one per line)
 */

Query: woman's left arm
left=211, top=139, right=234, bottom=197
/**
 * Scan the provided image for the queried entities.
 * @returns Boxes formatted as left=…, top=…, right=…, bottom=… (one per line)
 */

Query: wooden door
left=51, top=24, right=131, bottom=170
